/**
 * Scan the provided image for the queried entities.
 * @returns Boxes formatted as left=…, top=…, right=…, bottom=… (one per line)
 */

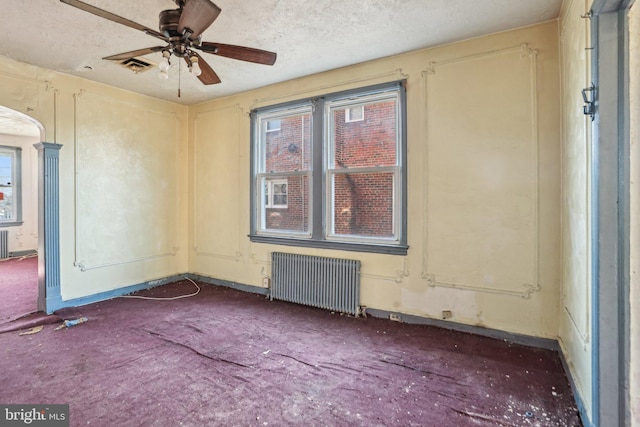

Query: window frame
left=0, top=145, right=23, bottom=227
left=255, top=105, right=314, bottom=238
left=250, top=80, right=408, bottom=255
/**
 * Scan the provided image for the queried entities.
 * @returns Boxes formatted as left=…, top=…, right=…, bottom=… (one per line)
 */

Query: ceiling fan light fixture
left=158, top=69, right=169, bottom=80
left=159, top=50, right=171, bottom=72
left=190, top=56, right=202, bottom=77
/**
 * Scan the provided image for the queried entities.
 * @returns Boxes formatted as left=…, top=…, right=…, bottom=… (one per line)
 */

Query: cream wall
left=0, top=56, right=189, bottom=301
left=0, top=133, right=39, bottom=253
left=558, top=0, right=593, bottom=421
left=0, top=21, right=563, bottom=344
left=629, top=3, right=639, bottom=425
left=190, top=21, right=561, bottom=339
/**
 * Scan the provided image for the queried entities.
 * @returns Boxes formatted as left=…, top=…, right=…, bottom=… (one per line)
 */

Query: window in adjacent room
left=265, top=178, right=288, bottom=209
left=344, top=105, right=364, bottom=123
left=0, top=145, right=22, bottom=226
left=250, top=81, right=407, bottom=255
left=265, top=119, right=281, bottom=132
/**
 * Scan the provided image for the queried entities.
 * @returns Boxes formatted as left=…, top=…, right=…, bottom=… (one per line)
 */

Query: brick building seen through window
left=264, top=100, right=396, bottom=237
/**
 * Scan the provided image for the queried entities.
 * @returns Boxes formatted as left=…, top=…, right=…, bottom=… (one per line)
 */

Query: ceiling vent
left=119, top=57, right=156, bottom=74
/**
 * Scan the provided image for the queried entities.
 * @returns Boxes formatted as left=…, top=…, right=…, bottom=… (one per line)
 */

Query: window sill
left=249, top=234, right=408, bottom=256
left=0, top=221, right=23, bottom=228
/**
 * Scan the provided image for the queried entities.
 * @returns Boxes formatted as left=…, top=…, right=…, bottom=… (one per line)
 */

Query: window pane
left=264, top=181, right=269, bottom=206
left=266, top=119, right=281, bottom=132
left=332, top=172, right=394, bottom=238
left=345, top=106, right=364, bottom=122
left=263, top=112, right=312, bottom=173
left=332, top=99, right=397, bottom=169
left=273, top=182, right=287, bottom=206
left=0, top=152, right=13, bottom=221
left=262, top=175, right=309, bottom=233
left=265, top=179, right=288, bottom=208
left=0, top=187, right=12, bottom=220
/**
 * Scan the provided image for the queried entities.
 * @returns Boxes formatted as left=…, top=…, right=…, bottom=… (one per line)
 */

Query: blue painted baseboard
left=8, top=250, right=37, bottom=258
left=365, top=308, right=559, bottom=351
left=50, top=273, right=190, bottom=314
left=558, top=347, right=593, bottom=427
left=188, top=273, right=269, bottom=296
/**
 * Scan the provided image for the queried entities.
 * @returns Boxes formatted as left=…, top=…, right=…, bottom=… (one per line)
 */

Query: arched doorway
left=0, top=106, right=46, bottom=320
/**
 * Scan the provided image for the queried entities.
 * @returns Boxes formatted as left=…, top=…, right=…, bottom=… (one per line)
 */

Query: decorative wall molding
left=425, top=274, right=541, bottom=299
left=565, top=306, right=590, bottom=349
left=251, top=68, right=408, bottom=109
left=421, top=44, right=542, bottom=298
left=250, top=252, right=271, bottom=266
left=0, top=69, right=50, bottom=86
left=72, top=90, right=84, bottom=268
left=251, top=251, right=409, bottom=284
left=74, top=249, right=178, bottom=272
left=73, top=90, right=182, bottom=270
left=361, top=257, right=410, bottom=284
left=0, top=70, right=53, bottom=127
left=192, top=104, right=244, bottom=262
left=423, top=44, right=538, bottom=76
left=46, top=83, right=59, bottom=144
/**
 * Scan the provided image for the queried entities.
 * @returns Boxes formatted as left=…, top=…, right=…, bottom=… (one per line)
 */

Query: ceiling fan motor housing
left=159, top=9, right=181, bottom=38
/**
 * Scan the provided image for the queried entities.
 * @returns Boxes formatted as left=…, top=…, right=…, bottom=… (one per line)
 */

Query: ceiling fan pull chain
left=178, top=59, right=182, bottom=98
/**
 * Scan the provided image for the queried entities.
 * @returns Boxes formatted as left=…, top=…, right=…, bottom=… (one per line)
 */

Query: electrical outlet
left=442, top=310, right=452, bottom=319
left=262, top=277, right=271, bottom=288
left=389, top=313, right=401, bottom=322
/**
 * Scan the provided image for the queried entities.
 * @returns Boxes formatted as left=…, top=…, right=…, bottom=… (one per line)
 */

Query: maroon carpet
left=0, top=280, right=581, bottom=426
left=0, top=256, right=38, bottom=322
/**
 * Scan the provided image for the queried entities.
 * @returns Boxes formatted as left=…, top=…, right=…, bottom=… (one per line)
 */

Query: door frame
left=589, top=0, right=633, bottom=424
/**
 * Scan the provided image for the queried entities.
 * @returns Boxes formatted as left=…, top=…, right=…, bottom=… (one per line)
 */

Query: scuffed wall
left=190, top=21, right=561, bottom=339
left=558, top=0, right=593, bottom=421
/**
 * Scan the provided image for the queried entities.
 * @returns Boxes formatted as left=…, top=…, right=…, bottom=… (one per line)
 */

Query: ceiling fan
left=59, top=0, right=277, bottom=86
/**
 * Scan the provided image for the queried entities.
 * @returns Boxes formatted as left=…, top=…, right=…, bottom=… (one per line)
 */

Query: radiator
left=271, top=252, right=361, bottom=316
left=0, top=230, right=7, bottom=259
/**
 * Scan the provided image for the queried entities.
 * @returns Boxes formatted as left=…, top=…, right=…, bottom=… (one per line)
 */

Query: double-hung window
left=0, top=145, right=22, bottom=226
left=250, top=81, right=407, bottom=255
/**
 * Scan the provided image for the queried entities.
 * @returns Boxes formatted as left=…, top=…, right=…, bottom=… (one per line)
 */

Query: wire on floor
left=118, top=278, right=201, bottom=301
left=0, top=252, right=38, bottom=262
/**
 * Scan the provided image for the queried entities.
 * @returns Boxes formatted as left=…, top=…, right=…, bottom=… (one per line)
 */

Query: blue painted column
left=34, top=142, right=62, bottom=314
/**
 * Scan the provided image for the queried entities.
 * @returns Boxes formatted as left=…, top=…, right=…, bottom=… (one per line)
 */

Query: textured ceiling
left=0, top=0, right=561, bottom=134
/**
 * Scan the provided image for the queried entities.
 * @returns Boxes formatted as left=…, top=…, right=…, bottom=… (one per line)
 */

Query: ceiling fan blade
left=189, top=53, right=221, bottom=85
left=59, top=0, right=167, bottom=41
left=103, top=47, right=165, bottom=61
left=178, top=0, right=221, bottom=40
left=198, top=42, right=277, bottom=65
